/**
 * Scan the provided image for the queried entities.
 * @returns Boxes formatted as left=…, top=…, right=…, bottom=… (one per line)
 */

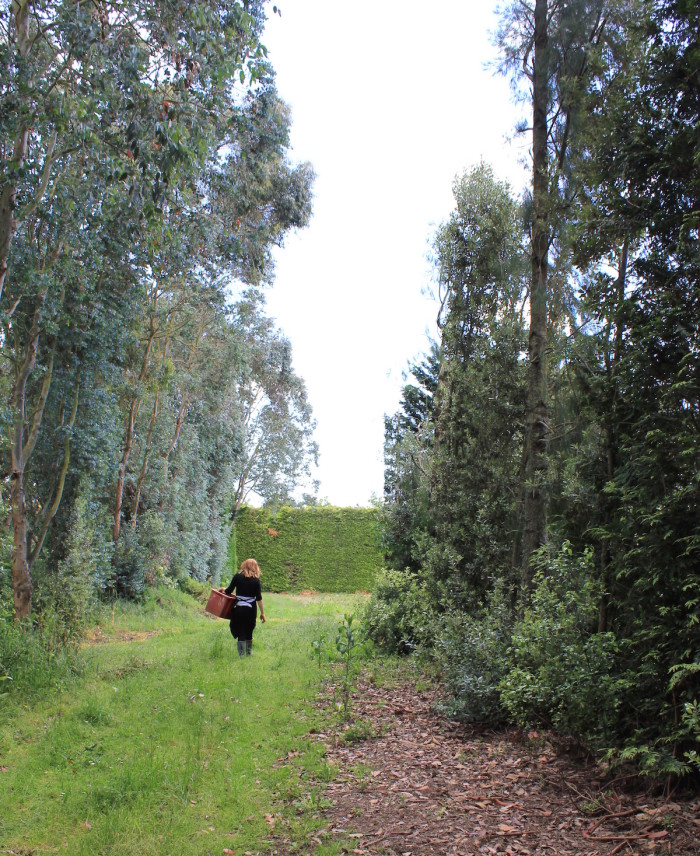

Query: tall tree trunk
left=130, top=332, right=171, bottom=530
left=30, top=377, right=80, bottom=564
left=130, top=388, right=160, bottom=531
left=10, top=295, right=47, bottom=620
left=10, top=469, right=32, bottom=621
left=521, top=0, right=550, bottom=594
left=161, top=324, right=202, bottom=486
left=113, top=321, right=156, bottom=543
left=162, top=393, right=190, bottom=485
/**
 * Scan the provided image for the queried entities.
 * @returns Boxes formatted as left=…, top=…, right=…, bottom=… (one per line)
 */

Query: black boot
left=237, top=640, right=246, bottom=657
left=245, top=639, right=252, bottom=655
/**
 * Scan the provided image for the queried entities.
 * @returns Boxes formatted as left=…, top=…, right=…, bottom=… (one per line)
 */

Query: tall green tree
left=497, top=0, right=610, bottom=589
left=561, top=0, right=700, bottom=754
left=0, top=0, right=314, bottom=619
left=382, top=343, right=439, bottom=573
left=427, top=164, right=527, bottom=607
left=229, top=291, right=318, bottom=517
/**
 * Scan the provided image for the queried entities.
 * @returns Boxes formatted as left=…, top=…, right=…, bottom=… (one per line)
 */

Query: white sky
left=262, top=0, right=529, bottom=506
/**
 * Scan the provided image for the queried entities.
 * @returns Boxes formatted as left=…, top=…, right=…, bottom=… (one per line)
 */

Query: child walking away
left=221, top=558, right=265, bottom=656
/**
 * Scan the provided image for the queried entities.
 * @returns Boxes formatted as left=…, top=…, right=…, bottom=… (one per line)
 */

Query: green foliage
left=382, top=344, right=439, bottom=573
left=310, top=629, right=329, bottom=669
left=337, top=719, right=378, bottom=744
left=177, top=576, right=209, bottom=604
left=335, top=613, right=363, bottom=721
left=422, top=163, right=527, bottom=607
left=363, top=568, right=435, bottom=654
left=0, top=597, right=83, bottom=698
left=436, top=584, right=514, bottom=725
left=229, top=294, right=319, bottom=513
left=33, top=481, right=109, bottom=649
left=375, top=2, right=700, bottom=783
left=233, top=506, right=383, bottom=592
left=499, top=544, right=622, bottom=746
left=109, top=531, right=148, bottom=601
left=1, top=0, right=316, bottom=623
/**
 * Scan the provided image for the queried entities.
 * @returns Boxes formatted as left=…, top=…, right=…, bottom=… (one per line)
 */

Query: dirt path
left=312, top=676, right=699, bottom=855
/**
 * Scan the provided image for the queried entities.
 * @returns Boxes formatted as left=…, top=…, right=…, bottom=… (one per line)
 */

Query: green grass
left=0, top=588, right=367, bottom=855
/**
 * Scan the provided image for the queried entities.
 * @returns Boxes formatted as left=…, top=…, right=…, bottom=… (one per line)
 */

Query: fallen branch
left=586, top=807, right=636, bottom=836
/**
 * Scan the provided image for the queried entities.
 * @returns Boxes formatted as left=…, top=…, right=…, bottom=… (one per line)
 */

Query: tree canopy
left=0, top=0, right=317, bottom=621
left=373, top=0, right=700, bottom=781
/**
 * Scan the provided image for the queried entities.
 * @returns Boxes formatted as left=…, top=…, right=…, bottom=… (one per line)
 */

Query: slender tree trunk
left=113, top=396, right=140, bottom=543
left=10, top=295, right=47, bottom=620
left=30, top=378, right=80, bottom=564
left=113, top=322, right=156, bottom=543
left=10, top=470, right=32, bottom=621
left=130, top=387, right=160, bottom=530
left=162, top=393, right=190, bottom=484
left=8, top=237, right=63, bottom=619
left=0, top=131, right=28, bottom=305
left=521, top=0, right=550, bottom=594
left=130, top=334, right=171, bottom=529
left=161, top=325, right=202, bottom=485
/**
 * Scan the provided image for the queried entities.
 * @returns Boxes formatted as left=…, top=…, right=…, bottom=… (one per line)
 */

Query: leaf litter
left=286, top=675, right=700, bottom=856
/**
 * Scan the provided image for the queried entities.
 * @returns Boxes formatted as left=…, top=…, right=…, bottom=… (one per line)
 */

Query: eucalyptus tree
left=497, top=0, right=610, bottom=590
left=108, top=87, right=313, bottom=556
left=0, top=0, right=270, bottom=619
left=427, top=164, right=527, bottom=607
left=228, top=290, right=318, bottom=517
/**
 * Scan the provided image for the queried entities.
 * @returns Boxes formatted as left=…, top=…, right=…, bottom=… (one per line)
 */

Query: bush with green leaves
left=33, top=482, right=110, bottom=650
left=436, top=583, right=514, bottom=725
left=362, top=568, right=435, bottom=654
left=0, top=594, right=83, bottom=698
left=178, top=576, right=209, bottom=604
left=610, top=664, right=700, bottom=781
left=499, top=543, right=621, bottom=746
left=109, top=530, right=148, bottom=601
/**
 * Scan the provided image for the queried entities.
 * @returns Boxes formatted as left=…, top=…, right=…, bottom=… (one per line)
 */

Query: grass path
left=0, top=589, right=363, bottom=856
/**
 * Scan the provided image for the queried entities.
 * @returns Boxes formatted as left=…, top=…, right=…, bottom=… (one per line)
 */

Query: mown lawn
left=0, top=589, right=366, bottom=855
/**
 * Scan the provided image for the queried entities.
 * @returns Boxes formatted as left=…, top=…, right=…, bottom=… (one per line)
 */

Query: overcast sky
left=260, top=0, right=529, bottom=506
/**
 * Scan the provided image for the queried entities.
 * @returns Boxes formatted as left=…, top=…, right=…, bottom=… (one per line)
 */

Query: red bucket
left=205, top=589, right=237, bottom=619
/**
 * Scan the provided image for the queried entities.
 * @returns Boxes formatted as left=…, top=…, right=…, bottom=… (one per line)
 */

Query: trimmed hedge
left=230, top=506, right=383, bottom=592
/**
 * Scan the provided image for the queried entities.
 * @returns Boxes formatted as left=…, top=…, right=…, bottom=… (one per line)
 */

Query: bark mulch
left=307, top=675, right=700, bottom=856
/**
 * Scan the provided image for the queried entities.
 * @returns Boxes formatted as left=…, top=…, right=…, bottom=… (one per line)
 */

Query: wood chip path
left=302, top=676, right=700, bottom=856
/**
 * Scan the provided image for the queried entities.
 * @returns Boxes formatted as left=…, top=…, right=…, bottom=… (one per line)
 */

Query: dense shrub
left=178, top=576, right=209, bottom=604
left=362, top=568, right=435, bottom=653
left=437, top=584, right=514, bottom=724
left=499, top=543, right=622, bottom=746
left=33, top=484, right=110, bottom=649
